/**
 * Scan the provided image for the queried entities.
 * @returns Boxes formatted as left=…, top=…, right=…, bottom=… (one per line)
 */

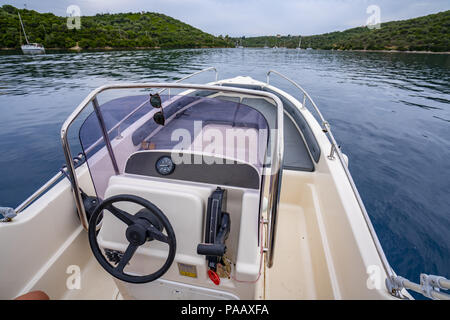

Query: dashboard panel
left=124, top=151, right=261, bottom=189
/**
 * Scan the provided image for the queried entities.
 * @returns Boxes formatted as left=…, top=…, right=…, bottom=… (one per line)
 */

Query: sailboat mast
left=19, top=18, right=21, bottom=44
left=18, top=12, right=30, bottom=44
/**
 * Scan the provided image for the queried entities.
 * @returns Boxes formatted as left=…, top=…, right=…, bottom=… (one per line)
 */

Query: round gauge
left=155, top=156, right=175, bottom=176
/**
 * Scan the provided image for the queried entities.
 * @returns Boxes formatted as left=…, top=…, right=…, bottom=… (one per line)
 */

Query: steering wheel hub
left=126, top=222, right=148, bottom=246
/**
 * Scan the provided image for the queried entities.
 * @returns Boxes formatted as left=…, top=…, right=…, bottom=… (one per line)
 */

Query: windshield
left=79, top=93, right=271, bottom=199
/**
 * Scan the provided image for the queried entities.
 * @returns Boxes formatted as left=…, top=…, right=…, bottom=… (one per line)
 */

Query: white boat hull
left=21, top=45, right=45, bottom=54
left=0, top=75, right=412, bottom=300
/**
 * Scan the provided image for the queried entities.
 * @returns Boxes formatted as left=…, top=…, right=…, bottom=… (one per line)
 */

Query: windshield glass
left=79, top=93, right=272, bottom=199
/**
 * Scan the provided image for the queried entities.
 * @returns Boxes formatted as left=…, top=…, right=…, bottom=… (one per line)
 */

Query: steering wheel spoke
left=115, top=244, right=138, bottom=272
left=147, top=225, right=169, bottom=243
left=105, top=204, right=136, bottom=226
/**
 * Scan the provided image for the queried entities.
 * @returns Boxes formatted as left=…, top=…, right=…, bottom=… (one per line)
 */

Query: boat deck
left=265, top=170, right=336, bottom=299
left=63, top=257, right=119, bottom=300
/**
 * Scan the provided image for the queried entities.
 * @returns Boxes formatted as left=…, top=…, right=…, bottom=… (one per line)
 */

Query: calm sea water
left=0, top=49, right=449, bottom=298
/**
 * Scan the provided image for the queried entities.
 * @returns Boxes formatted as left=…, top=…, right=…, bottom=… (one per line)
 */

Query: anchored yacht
left=0, top=68, right=448, bottom=300
left=18, top=11, right=45, bottom=55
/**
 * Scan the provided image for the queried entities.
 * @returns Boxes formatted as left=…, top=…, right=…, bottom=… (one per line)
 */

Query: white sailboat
left=18, top=11, right=45, bottom=54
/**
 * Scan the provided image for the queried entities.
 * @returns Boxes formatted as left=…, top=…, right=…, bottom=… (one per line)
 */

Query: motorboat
left=1, top=67, right=448, bottom=300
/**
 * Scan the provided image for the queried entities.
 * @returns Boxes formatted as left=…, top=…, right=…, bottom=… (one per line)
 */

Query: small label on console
left=178, top=263, right=198, bottom=278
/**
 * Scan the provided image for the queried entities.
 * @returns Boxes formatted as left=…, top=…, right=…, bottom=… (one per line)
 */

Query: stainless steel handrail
left=92, top=97, right=120, bottom=175
left=267, top=70, right=337, bottom=157
left=159, top=67, right=218, bottom=95
left=266, top=69, right=401, bottom=297
left=392, top=274, right=450, bottom=300
left=15, top=69, right=219, bottom=215
left=15, top=171, right=64, bottom=213
left=267, top=70, right=327, bottom=124
left=61, top=83, right=284, bottom=261
left=14, top=155, right=85, bottom=214
left=85, top=99, right=149, bottom=155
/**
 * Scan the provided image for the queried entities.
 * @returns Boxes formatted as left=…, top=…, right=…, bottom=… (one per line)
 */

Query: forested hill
left=236, top=10, right=450, bottom=52
left=0, top=5, right=232, bottom=49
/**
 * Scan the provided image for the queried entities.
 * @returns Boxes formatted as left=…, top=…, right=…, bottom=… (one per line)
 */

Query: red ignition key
left=208, top=269, right=220, bottom=285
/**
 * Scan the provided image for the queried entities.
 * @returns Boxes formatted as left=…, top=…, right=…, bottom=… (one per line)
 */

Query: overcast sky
left=3, top=0, right=449, bottom=36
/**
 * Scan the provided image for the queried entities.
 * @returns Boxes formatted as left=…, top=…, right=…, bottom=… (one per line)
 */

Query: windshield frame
left=61, top=83, right=284, bottom=267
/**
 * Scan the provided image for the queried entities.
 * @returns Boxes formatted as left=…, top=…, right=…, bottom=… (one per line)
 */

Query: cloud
left=3, top=0, right=449, bottom=36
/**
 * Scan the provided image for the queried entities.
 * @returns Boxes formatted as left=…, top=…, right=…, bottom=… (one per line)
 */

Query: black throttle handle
left=197, top=243, right=226, bottom=256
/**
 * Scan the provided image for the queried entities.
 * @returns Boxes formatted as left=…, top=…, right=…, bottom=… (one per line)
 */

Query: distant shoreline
left=343, top=49, right=450, bottom=55
left=250, top=47, right=450, bottom=54
left=0, top=46, right=228, bottom=51
left=1, top=47, right=449, bottom=54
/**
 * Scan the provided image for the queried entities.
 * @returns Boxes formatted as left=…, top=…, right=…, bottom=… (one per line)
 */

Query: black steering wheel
left=88, top=194, right=176, bottom=283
